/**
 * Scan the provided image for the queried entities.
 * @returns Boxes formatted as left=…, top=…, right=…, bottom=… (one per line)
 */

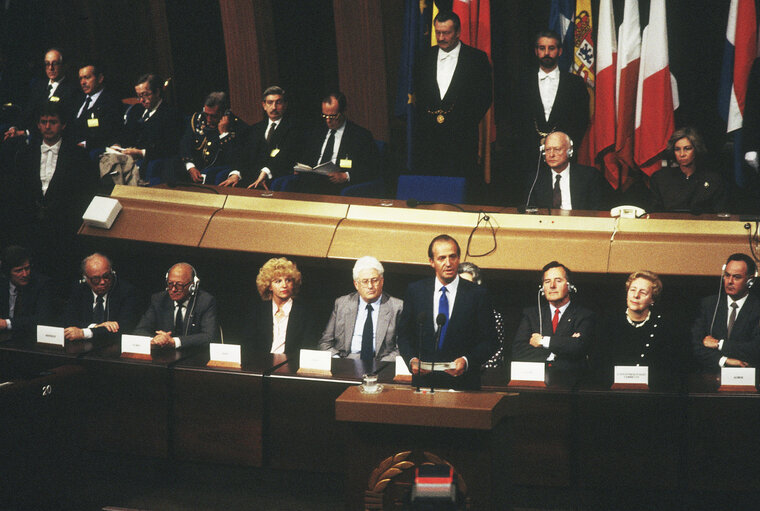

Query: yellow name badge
left=49, top=96, right=60, bottom=103
left=339, top=158, right=352, bottom=169
left=87, top=118, right=100, bottom=128
left=270, top=148, right=280, bottom=157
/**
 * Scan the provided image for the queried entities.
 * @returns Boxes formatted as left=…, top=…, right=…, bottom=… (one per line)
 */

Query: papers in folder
left=418, top=361, right=457, bottom=372
left=293, top=161, right=338, bottom=175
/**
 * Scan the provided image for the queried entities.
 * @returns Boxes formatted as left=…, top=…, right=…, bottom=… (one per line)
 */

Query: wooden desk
left=265, top=357, right=387, bottom=472
left=0, top=336, right=101, bottom=377
left=172, top=352, right=287, bottom=466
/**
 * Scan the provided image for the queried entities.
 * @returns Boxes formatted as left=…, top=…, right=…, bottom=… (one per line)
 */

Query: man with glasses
left=318, top=256, right=402, bottom=362
left=0, top=245, right=53, bottom=340
left=134, top=262, right=217, bottom=349
left=62, top=253, right=139, bottom=342
left=294, top=91, right=379, bottom=195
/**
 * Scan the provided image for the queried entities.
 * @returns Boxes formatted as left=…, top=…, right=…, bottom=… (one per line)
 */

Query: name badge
left=339, top=158, right=352, bottom=169
left=121, top=334, right=151, bottom=355
left=614, top=366, right=649, bottom=385
left=511, top=361, right=545, bottom=382
left=721, top=367, right=756, bottom=387
left=298, top=349, right=332, bottom=374
left=87, top=117, right=100, bottom=128
left=37, top=325, right=64, bottom=346
left=270, top=148, right=280, bottom=157
left=209, top=343, right=241, bottom=365
left=49, top=96, right=60, bottom=103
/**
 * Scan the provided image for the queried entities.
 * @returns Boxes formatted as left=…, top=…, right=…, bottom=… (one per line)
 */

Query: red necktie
left=552, top=308, right=560, bottom=333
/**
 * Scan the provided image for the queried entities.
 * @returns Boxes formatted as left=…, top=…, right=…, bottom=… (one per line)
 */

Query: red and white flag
left=592, top=0, right=617, bottom=187
left=634, top=0, right=679, bottom=177
left=614, top=0, right=641, bottom=190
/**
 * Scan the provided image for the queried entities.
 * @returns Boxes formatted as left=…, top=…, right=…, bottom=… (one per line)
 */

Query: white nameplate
left=721, top=367, right=756, bottom=386
left=511, top=361, right=545, bottom=382
left=37, top=325, right=64, bottom=346
left=614, top=366, right=649, bottom=385
left=299, top=349, right=332, bottom=372
left=209, top=343, right=241, bottom=365
left=395, top=355, right=412, bottom=376
left=121, top=334, right=152, bottom=355
left=419, top=360, right=456, bottom=372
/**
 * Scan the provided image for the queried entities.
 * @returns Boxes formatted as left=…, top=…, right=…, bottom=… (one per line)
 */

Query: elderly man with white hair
left=318, top=256, right=403, bottom=362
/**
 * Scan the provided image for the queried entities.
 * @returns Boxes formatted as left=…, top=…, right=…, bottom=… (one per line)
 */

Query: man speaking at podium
left=397, top=235, right=497, bottom=390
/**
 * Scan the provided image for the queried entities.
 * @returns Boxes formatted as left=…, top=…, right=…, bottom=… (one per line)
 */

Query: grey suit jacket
left=318, top=292, right=403, bottom=362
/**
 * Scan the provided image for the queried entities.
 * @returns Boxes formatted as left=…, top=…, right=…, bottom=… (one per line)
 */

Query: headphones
left=540, top=133, right=574, bottom=159
left=79, top=254, right=117, bottom=285
left=166, top=263, right=200, bottom=296
left=538, top=280, right=578, bottom=296
left=721, top=262, right=758, bottom=288
left=709, top=259, right=758, bottom=336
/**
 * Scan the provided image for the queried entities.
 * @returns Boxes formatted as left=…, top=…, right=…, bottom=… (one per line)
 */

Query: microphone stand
left=430, top=314, right=446, bottom=395
left=415, top=313, right=425, bottom=393
left=523, top=146, right=543, bottom=214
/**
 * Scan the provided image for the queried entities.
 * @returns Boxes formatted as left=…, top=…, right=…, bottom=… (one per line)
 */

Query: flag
left=634, top=0, right=679, bottom=177
left=592, top=0, right=617, bottom=188
left=396, top=0, right=432, bottom=171
left=614, top=0, right=641, bottom=190
left=549, top=0, right=575, bottom=72
left=572, top=0, right=594, bottom=89
left=718, top=0, right=757, bottom=186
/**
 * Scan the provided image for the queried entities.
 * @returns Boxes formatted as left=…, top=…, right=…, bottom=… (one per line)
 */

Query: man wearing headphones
left=0, top=245, right=54, bottom=339
left=512, top=261, right=595, bottom=371
left=691, top=253, right=760, bottom=370
left=62, top=253, right=140, bottom=342
left=134, top=262, right=218, bottom=348
left=525, top=131, right=605, bottom=211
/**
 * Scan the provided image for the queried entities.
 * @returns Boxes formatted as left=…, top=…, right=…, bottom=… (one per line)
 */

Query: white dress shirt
left=436, top=41, right=461, bottom=99
left=77, top=88, right=103, bottom=118
left=718, top=293, right=749, bottom=366
left=538, top=67, right=560, bottom=121
left=39, top=138, right=62, bottom=195
left=540, top=300, right=571, bottom=361
left=271, top=298, right=293, bottom=354
left=350, top=296, right=382, bottom=354
left=551, top=164, right=573, bottom=210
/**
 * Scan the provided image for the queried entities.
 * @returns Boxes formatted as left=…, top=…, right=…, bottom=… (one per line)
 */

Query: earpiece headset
left=165, top=264, right=200, bottom=296
left=540, top=133, right=574, bottom=160
left=537, top=272, right=577, bottom=336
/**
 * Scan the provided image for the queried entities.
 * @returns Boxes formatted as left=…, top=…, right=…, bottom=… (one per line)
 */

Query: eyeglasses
left=167, top=281, right=191, bottom=291
left=87, top=272, right=113, bottom=284
left=321, top=113, right=341, bottom=120
left=45, top=61, right=62, bottom=68
left=357, top=277, right=382, bottom=287
left=137, top=92, right=154, bottom=99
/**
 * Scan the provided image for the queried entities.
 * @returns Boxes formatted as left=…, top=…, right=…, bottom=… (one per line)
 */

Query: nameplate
left=611, top=366, right=649, bottom=389
left=297, top=349, right=332, bottom=376
left=719, top=367, right=757, bottom=392
left=393, top=355, right=412, bottom=382
left=509, top=361, right=546, bottom=387
left=36, top=325, right=64, bottom=346
left=207, top=343, right=242, bottom=369
left=121, top=334, right=152, bottom=359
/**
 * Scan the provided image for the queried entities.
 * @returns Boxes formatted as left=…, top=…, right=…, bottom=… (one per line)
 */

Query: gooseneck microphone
left=415, top=312, right=426, bottom=393
left=431, top=313, right=447, bottom=394
left=522, top=145, right=544, bottom=214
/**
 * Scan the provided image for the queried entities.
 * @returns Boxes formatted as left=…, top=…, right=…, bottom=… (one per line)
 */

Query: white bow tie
left=41, top=145, right=59, bottom=155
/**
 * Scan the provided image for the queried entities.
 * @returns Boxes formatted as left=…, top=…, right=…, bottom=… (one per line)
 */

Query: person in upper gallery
left=397, top=235, right=497, bottom=390
left=457, top=262, right=506, bottom=369
left=176, top=91, right=246, bottom=184
left=62, top=253, right=140, bottom=343
left=411, top=10, right=492, bottom=190
left=244, top=257, right=315, bottom=357
left=107, top=73, right=181, bottom=183
left=524, top=131, right=605, bottom=211
left=70, top=60, right=123, bottom=151
left=3, top=48, right=80, bottom=141
left=691, top=253, right=760, bottom=370
left=649, top=127, right=729, bottom=214
left=292, top=91, right=379, bottom=195
left=0, top=245, right=54, bottom=339
left=134, top=263, right=218, bottom=349
left=318, top=256, right=403, bottom=362
left=219, top=86, right=303, bottom=189
left=512, top=261, right=595, bottom=372
left=512, top=30, right=590, bottom=180
left=592, top=270, right=679, bottom=387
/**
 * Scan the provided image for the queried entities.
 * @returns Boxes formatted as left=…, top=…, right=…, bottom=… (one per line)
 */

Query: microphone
left=415, top=311, right=426, bottom=393
left=522, top=144, right=544, bottom=214
left=537, top=285, right=544, bottom=337
left=430, top=313, right=447, bottom=394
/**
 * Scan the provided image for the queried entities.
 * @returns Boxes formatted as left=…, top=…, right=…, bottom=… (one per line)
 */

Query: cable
left=465, top=211, right=498, bottom=258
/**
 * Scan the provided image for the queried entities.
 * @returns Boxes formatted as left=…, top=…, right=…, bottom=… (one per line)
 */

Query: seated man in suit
left=177, top=91, right=247, bottom=184
left=397, top=235, right=497, bottom=390
left=512, top=261, right=595, bottom=372
left=220, top=85, right=303, bottom=189
left=293, top=91, right=379, bottom=195
left=134, top=263, right=217, bottom=349
left=525, top=131, right=605, bottom=211
left=692, top=253, right=760, bottom=370
left=62, top=253, right=139, bottom=342
left=319, top=256, right=403, bottom=362
left=245, top=257, right=315, bottom=356
left=0, top=246, right=54, bottom=340
left=71, top=61, right=122, bottom=151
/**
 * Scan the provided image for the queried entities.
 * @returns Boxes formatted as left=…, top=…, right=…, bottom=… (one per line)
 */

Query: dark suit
left=17, top=76, right=80, bottom=132
left=691, top=293, right=760, bottom=370
left=71, top=89, right=123, bottom=150
left=512, top=301, right=595, bottom=372
left=0, top=274, right=54, bottom=339
left=648, top=166, right=729, bottom=214
left=514, top=69, right=590, bottom=172
left=118, top=101, right=181, bottom=164
left=527, top=163, right=604, bottom=211
left=134, top=289, right=218, bottom=348
left=244, top=298, right=315, bottom=357
left=412, top=42, right=492, bottom=182
left=318, top=292, right=403, bottom=362
left=295, top=120, right=379, bottom=195
left=238, top=114, right=304, bottom=186
left=397, top=277, right=497, bottom=390
left=62, top=278, right=140, bottom=342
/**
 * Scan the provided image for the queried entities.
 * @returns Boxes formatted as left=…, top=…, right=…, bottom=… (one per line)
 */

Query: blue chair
left=396, top=175, right=466, bottom=204
left=270, top=174, right=299, bottom=191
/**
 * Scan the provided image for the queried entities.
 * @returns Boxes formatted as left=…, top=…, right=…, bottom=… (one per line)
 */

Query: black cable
left=465, top=210, right=497, bottom=258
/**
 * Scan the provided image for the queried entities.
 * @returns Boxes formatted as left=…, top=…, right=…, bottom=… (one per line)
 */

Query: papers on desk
left=418, top=361, right=456, bottom=372
left=395, top=356, right=411, bottom=376
left=293, top=161, right=338, bottom=175
left=37, top=325, right=64, bottom=346
left=105, top=145, right=125, bottom=154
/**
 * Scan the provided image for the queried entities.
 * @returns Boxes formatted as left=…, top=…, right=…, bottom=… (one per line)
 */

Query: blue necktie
left=438, top=286, right=449, bottom=349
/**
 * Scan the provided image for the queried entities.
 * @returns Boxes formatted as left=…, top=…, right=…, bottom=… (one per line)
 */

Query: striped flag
left=591, top=0, right=616, bottom=187
left=614, top=0, right=641, bottom=190
left=549, top=0, right=575, bottom=72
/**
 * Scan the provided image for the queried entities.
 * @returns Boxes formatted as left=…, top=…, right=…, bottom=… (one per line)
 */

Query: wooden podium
left=335, top=385, right=518, bottom=510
